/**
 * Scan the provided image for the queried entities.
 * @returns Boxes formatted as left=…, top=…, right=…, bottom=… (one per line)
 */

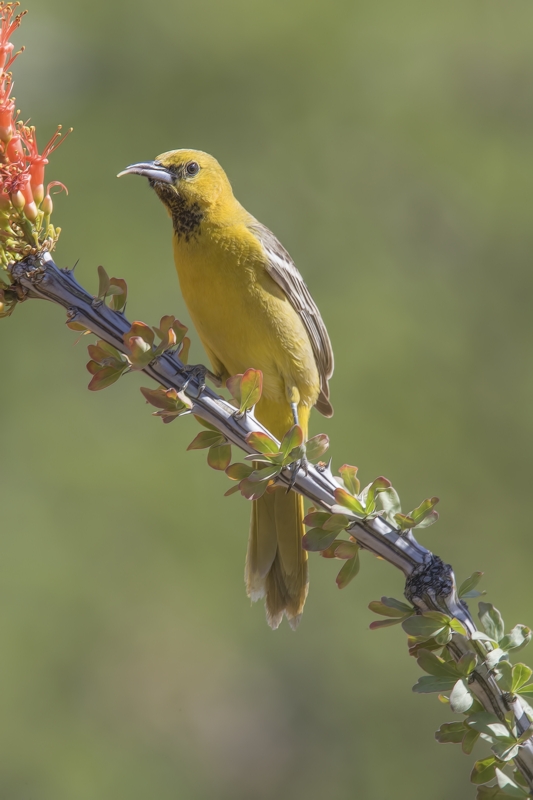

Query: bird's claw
left=181, top=364, right=208, bottom=397
left=286, top=452, right=309, bottom=492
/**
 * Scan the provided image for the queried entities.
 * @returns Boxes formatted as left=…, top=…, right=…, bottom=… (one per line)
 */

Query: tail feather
left=245, top=485, right=308, bottom=630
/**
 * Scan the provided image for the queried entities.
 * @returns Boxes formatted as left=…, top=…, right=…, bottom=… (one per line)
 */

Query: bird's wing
left=248, top=220, right=334, bottom=417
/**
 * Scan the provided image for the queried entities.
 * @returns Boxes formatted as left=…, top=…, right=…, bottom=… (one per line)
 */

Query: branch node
left=404, top=554, right=454, bottom=604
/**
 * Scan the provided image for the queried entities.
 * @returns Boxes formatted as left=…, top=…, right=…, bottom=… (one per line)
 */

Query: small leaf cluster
left=225, top=425, right=328, bottom=500
left=122, top=317, right=190, bottom=370
left=226, top=368, right=263, bottom=416
left=300, top=465, right=440, bottom=589
left=85, top=305, right=190, bottom=392
left=141, top=386, right=192, bottom=424
left=375, top=482, right=439, bottom=531
left=67, top=265, right=128, bottom=335
left=188, top=417, right=232, bottom=470
left=183, top=368, right=264, bottom=478
left=369, top=576, right=533, bottom=798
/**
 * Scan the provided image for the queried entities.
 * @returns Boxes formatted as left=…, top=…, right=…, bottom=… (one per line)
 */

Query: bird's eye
left=186, top=161, right=200, bottom=176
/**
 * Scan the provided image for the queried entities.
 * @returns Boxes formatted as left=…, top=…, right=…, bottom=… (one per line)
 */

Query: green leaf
left=280, top=425, right=304, bottom=459
left=336, top=548, right=360, bottom=588
left=449, top=617, right=467, bottom=636
left=224, top=484, right=241, bottom=497
left=333, top=541, right=359, bottom=560
left=179, top=337, right=191, bottom=364
left=498, top=661, right=514, bottom=693
left=334, top=487, right=365, bottom=516
left=491, top=743, right=520, bottom=762
left=471, top=631, right=500, bottom=647
left=495, top=769, right=529, bottom=797
left=479, top=603, right=505, bottom=643
left=486, top=649, right=508, bottom=670
left=512, top=664, right=533, bottom=693
left=338, top=464, right=360, bottom=496
left=322, top=513, right=351, bottom=533
left=466, top=713, right=512, bottom=742
left=226, top=462, right=254, bottom=481
left=248, top=464, right=281, bottom=483
left=409, top=496, right=440, bottom=526
left=516, top=684, right=533, bottom=699
left=458, top=572, right=484, bottom=598
left=97, top=264, right=110, bottom=298
left=412, top=675, right=457, bottom=694
left=87, top=365, right=124, bottom=391
left=394, top=512, right=416, bottom=530
left=462, top=728, right=480, bottom=755
left=500, top=625, right=532, bottom=653
left=471, top=756, right=498, bottom=785
left=187, top=430, right=226, bottom=450
left=414, top=509, right=439, bottom=529
left=239, top=477, right=270, bottom=501
left=125, top=335, right=153, bottom=367
left=238, top=368, right=263, bottom=413
left=416, top=649, right=460, bottom=679
left=402, top=614, right=447, bottom=640
left=226, top=373, right=243, bottom=404
left=376, top=485, right=402, bottom=518
left=245, top=430, right=279, bottom=455
left=305, top=433, right=329, bottom=462
left=457, top=652, right=477, bottom=677
left=207, top=443, right=231, bottom=471
left=303, top=511, right=332, bottom=528
left=435, top=721, right=466, bottom=744
left=363, top=477, right=392, bottom=515
left=434, top=627, right=453, bottom=646
left=450, top=679, right=474, bottom=713
left=124, top=321, right=155, bottom=348
left=302, top=528, right=339, bottom=552
left=476, top=788, right=507, bottom=799
left=380, top=596, right=414, bottom=614
left=513, top=769, right=530, bottom=790
left=369, top=600, right=411, bottom=619
left=369, top=617, right=407, bottom=629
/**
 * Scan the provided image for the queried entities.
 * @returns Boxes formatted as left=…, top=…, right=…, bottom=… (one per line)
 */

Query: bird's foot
left=181, top=364, right=208, bottom=397
left=287, top=449, right=309, bottom=492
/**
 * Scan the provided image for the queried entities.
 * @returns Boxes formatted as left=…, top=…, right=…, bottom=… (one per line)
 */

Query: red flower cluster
left=0, top=2, right=70, bottom=246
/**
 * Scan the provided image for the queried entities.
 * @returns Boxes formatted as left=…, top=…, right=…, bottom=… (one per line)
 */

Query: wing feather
left=248, top=220, right=334, bottom=417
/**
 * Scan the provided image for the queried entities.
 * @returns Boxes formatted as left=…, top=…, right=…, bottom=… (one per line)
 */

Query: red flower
left=21, top=124, right=72, bottom=204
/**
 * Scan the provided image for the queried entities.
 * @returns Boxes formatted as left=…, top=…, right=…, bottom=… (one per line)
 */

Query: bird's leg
left=287, top=398, right=309, bottom=491
left=181, top=364, right=222, bottom=396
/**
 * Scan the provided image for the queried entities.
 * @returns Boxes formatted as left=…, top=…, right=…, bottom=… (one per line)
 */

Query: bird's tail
left=245, top=403, right=309, bottom=629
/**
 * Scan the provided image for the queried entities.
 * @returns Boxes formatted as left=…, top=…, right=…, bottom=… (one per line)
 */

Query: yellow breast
left=172, top=221, right=320, bottom=409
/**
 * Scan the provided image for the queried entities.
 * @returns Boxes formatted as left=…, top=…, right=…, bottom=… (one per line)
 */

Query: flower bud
left=10, top=190, right=24, bottom=210
left=32, top=183, right=44, bottom=205
left=30, top=158, right=47, bottom=204
left=24, top=201, right=38, bottom=222
left=41, top=193, right=53, bottom=215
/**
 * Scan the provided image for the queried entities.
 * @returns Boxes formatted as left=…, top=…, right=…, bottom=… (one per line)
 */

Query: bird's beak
left=117, top=161, right=174, bottom=183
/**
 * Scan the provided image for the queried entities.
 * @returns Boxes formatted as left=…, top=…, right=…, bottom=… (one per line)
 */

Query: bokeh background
left=1, top=0, right=532, bottom=797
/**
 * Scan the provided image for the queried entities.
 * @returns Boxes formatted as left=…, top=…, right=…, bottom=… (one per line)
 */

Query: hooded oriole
left=119, top=150, right=334, bottom=629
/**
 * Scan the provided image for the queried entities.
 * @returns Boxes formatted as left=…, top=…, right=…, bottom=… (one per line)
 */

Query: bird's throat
left=154, top=183, right=204, bottom=243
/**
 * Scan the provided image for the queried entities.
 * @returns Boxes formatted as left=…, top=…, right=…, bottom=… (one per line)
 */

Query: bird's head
left=118, top=149, right=233, bottom=218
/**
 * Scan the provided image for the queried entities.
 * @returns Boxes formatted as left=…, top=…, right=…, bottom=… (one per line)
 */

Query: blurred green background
left=1, top=0, right=533, bottom=797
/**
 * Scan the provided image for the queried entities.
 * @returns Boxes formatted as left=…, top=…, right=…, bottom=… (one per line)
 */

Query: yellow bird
left=119, top=150, right=334, bottom=629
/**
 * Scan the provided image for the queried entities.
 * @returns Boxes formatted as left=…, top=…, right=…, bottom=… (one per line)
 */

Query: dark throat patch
left=153, top=182, right=204, bottom=243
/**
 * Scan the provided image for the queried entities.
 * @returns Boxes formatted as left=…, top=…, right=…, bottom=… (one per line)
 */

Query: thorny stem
left=8, top=252, right=533, bottom=791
